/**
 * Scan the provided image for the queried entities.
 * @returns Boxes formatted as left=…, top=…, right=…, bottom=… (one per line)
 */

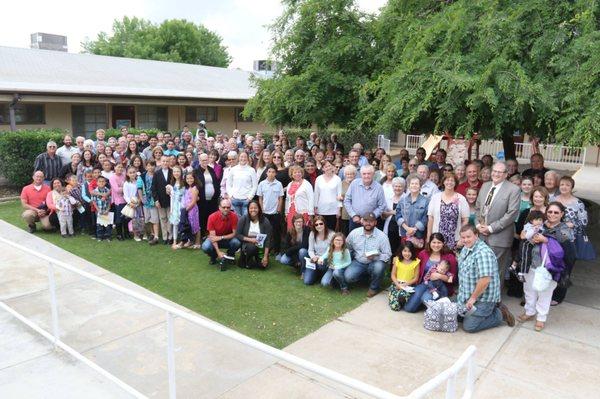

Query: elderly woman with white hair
left=544, top=170, right=561, bottom=201
left=83, top=139, right=95, bottom=153
left=380, top=176, right=406, bottom=253
left=339, top=164, right=357, bottom=235
left=220, top=151, right=238, bottom=199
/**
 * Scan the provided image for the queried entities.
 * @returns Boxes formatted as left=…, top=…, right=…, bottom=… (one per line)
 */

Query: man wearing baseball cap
left=333, top=212, right=392, bottom=297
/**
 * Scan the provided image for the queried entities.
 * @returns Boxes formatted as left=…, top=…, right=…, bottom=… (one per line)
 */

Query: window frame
left=234, top=107, right=253, bottom=123
left=0, top=103, right=46, bottom=125
left=137, top=105, right=168, bottom=130
left=185, top=106, right=218, bottom=123
left=71, top=104, right=107, bottom=138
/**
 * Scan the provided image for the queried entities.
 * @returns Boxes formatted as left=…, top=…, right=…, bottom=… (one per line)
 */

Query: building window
left=235, top=107, right=253, bottom=123
left=138, top=106, right=168, bottom=130
left=0, top=103, right=45, bottom=124
left=72, top=105, right=107, bottom=138
left=185, top=106, right=218, bottom=123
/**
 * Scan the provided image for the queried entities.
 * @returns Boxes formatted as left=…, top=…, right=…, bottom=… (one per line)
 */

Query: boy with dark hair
left=257, top=164, right=284, bottom=254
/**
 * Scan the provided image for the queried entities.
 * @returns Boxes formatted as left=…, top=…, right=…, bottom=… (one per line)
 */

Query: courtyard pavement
left=1, top=212, right=599, bottom=398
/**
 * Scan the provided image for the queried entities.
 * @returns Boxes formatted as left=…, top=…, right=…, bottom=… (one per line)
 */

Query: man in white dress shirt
left=417, top=164, right=440, bottom=199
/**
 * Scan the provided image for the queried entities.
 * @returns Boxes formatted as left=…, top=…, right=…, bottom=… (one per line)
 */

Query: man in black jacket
left=152, top=155, right=173, bottom=244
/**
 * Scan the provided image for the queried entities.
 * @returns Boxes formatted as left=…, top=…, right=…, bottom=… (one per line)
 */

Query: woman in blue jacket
left=396, top=174, right=429, bottom=248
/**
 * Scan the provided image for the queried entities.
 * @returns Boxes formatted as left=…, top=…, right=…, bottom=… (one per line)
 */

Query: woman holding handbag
left=521, top=202, right=575, bottom=330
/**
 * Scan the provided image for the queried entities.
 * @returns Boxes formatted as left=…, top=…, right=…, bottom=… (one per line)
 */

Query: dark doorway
left=112, top=105, right=135, bottom=129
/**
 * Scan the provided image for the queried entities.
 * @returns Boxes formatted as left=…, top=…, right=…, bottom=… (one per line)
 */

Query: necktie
left=485, top=186, right=496, bottom=206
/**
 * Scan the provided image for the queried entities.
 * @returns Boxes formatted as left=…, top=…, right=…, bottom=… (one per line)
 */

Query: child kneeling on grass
left=388, top=242, right=420, bottom=311
left=318, top=232, right=351, bottom=294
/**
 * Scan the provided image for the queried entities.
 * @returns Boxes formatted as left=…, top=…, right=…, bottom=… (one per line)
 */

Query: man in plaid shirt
left=457, top=225, right=515, bottom=333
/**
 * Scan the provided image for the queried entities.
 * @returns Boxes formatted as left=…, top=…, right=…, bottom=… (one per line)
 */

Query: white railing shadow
left=0, top=236, right=476, bottom=399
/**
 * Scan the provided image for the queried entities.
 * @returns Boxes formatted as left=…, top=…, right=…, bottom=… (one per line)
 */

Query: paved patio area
left=1, top=217, right=598, bottom=398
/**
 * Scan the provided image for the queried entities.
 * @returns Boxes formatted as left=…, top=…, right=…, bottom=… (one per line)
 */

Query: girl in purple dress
left=177, top=173, right=200, bottom=248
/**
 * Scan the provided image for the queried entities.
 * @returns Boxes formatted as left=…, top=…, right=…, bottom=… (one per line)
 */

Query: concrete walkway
left=1, top=217, right=599, bottom=398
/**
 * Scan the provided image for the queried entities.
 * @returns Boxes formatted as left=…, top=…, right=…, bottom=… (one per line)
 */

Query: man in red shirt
left=21, top=171, right=52, bottom=233
left=456, top=163, right=483, bottom=196
left=201, top=198, right=241, bottom=269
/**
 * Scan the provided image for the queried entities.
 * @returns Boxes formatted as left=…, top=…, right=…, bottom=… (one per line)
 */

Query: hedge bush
left=0, top=129, right=64, bottom=187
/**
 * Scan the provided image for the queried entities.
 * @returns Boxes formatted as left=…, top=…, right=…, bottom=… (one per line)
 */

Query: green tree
left=244, top=0, right=377, bottom=129
left=358, top=0, right=600, bottom=150
left=553, top=6, right=600, bottom=146
left=83, top=17, right=231, bottom=67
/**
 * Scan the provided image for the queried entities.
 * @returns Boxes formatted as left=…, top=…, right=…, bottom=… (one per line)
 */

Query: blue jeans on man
left=334, top=259, right=385, bottom=291
left=201, top=237, right=242, bottom=262
left=231, top=198, right=249, bottom=217
left=462, top=301, right=502, bottom=333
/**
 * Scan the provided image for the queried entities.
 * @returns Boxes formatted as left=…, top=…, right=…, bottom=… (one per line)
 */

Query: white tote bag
left=532, top=252, right=551, bottom=292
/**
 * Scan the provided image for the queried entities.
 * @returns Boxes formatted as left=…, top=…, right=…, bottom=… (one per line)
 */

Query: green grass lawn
left=0, top=200, right=367, bottom=348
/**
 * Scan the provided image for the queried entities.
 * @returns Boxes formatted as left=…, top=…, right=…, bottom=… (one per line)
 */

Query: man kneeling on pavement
left=456, top=224, right=515, bottom=333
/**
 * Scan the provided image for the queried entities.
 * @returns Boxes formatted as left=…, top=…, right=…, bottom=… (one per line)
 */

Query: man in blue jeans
left=456, top=225, right=515, bottom=333
left=201, top=199, right=242, bottom=271
left=336, top=212, right=391, bottom=297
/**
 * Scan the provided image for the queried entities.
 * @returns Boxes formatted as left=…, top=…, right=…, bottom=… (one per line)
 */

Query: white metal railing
left=0, top=236, right=476, bottom=399
left=378, top=134, right=391, bottom=153
left=405, top=135, right=426, bottom=153
left=405, top=134, right=586, bottom=167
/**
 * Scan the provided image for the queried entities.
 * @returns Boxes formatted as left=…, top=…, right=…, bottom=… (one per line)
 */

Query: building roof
left=0, top=46, right=256, bottom=100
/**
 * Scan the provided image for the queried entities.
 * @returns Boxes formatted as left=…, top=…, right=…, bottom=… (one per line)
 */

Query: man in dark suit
left=152, top=155, right=173, bottom=244
left=476, top=161, right=521, bottom=286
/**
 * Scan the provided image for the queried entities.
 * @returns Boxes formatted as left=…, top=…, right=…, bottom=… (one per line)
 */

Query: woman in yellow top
left=388, top=242, right=421, bottom=311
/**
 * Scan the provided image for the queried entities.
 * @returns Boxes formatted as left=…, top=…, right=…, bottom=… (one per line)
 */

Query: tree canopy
left=247, top=0, right=600, bottom=146
left=244, top=0, right=377, bottom=129
left=83, top=17, right=231, bottom=67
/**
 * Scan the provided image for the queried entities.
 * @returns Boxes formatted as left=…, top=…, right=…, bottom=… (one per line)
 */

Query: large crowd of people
left=21, top=126, right=594, bottom=333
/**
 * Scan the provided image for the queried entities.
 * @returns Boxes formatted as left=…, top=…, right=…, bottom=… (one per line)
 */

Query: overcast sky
left=2, top=0, right=386, bottom=70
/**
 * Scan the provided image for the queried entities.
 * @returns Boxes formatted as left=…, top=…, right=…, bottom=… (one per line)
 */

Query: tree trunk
left=502, top=133, right=516, bottom=160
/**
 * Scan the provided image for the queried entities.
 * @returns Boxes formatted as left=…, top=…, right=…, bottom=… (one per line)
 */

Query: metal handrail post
left=167, top=312, right=177, bottom=399
left=47, top=261, right=60, bottom=348
left=445, top=373, right=456, bottom=399
left=464, top=351, right=476, bottom=399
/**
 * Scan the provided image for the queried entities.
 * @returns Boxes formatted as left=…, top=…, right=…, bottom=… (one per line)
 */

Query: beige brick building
left=0, top=46, right=268, bottom=136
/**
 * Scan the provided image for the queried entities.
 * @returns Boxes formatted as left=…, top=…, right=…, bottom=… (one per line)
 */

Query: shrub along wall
left=0, top=129, right=65, bottom=187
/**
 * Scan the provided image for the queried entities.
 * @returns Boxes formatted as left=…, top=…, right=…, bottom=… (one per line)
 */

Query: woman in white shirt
left=255, top=149, right=272, bottom=179
left=380, top=163, right=398, bottom=206
left=285, top=165, right=314, bottom=229
left=314, top=160, right=342, bottom=230
left=226, top=151, right=258, bottom=216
